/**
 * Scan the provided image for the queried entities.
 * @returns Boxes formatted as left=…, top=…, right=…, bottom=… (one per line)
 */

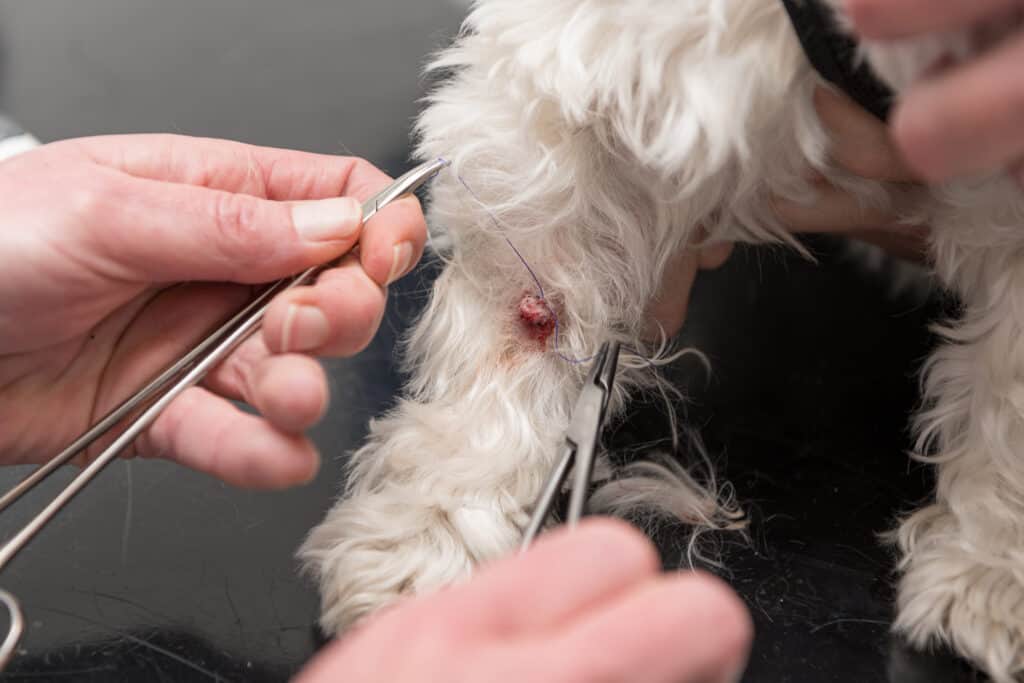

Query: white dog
left=301, top=1, right=1024, bottom=679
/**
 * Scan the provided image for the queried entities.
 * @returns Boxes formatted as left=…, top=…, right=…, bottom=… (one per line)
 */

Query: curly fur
left=301, top=1, right=1024, bottom=679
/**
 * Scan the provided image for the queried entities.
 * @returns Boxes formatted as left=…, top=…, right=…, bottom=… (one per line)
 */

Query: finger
left=75, top=134, right=428, bottom=207
left=326, top=158, right=430, bottom=286
left=203, top=336, right=329, bottom=433
left=546, top=572, right=752, bottom=683
left=262, top=255, right=387, bottom=357
left=699, top=239, right=735, bottom=270
left=892, top=34, right=1024, bottom=182
left=73, top=134, right=366, bottom=201
left=646, top=248, right=700, bottom=339
left=845, top=0, right=1019, bottom=40
left=772, top=184, right=905, bottom=233
left=201, top=333, right=269, bottom=403
left=814, top=88, right=919, bottom=182
left=139, top=386, right=320, bottom=488
left=249, top=354, right=328, bottom=433
left=84, top=173, right=363, bottom=283
left=358, top=196, right=429, bottom=287
left=430, top=519, right=659, bottom=635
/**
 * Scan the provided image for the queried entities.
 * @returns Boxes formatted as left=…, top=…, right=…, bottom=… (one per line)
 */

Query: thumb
left=88, top=174, right=364, bottom=283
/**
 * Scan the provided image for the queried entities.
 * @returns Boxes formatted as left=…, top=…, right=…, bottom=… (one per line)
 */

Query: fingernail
left=387, top=241, right=414, bottom=285
left=281, top=305, right=329, bottom=352
left=292, top=197, right=362, bottom=243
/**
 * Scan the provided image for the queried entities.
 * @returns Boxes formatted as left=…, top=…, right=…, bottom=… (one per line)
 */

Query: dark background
left=0, top=2, right=983, bottom=681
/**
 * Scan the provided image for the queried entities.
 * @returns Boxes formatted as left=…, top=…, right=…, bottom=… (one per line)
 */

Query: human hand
left=845, top=0, right=1024, bottom=185
left=295, top=519, right=752, bottom=683
left=650, top=86, right=928, bottom=338
left=772, top=87, right=930, bottom=263
left=0, top=134, right=426, bottom=487
left=647, top=236, right=734, bottom=340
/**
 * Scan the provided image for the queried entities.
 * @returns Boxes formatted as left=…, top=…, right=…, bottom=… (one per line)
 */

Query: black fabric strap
left=780, top=0, right=894, bottom=121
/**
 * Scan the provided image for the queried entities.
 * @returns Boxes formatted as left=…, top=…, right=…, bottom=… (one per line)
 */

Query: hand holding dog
left=847, top=0, right=1024, bottom=185
left=775, top=87, right=930, bottom=262
left=651, top=86, right=929, bottom=338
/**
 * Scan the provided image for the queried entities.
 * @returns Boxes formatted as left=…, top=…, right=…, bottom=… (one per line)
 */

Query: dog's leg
left=826, top=11, right=1024, bottom=680
left=300, top=0, right=828, bottom=634
left=298, top=99, right=714, bottom=635
left=298, top=175, right=718, bottom=633
left=895, top=182, right=1024, bottom=683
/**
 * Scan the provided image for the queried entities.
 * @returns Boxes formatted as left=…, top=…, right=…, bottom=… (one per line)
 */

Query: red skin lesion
left=518, top=294, right=556, bottom=346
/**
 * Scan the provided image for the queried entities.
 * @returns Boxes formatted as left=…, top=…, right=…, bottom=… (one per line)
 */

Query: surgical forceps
left=520, top=341, right=620, bottom=549
left=0, top=157, right=450, bottom=670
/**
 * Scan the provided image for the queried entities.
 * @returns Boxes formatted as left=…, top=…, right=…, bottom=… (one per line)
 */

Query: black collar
left=780, top=0, right=894, bottom=121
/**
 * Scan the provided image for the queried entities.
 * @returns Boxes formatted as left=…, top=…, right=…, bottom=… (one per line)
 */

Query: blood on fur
left=518, top=294, right=556, bottom=345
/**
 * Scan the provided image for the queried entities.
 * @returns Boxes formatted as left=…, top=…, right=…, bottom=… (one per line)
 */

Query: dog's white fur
left=301, top=1, right=1024, bottom=679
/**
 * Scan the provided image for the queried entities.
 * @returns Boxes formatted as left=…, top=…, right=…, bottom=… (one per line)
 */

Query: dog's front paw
left=299, top=487, right=523, bottom=635
left=895, top=505, right=1024, bottom=683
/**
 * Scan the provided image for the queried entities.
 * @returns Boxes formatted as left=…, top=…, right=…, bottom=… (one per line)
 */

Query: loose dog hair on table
left=300, top=2, right=1024, bottom=680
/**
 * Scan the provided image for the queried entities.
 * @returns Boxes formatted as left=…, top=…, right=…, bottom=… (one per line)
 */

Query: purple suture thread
left=433, top=160, right=658, bottom=366
left=447, top=167, right=597, bottom=364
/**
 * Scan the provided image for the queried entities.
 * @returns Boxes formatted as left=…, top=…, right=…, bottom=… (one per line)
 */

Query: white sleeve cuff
left=0, top=116, right=40, bottom=161
left=0, top=133, right=40, bottom=161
